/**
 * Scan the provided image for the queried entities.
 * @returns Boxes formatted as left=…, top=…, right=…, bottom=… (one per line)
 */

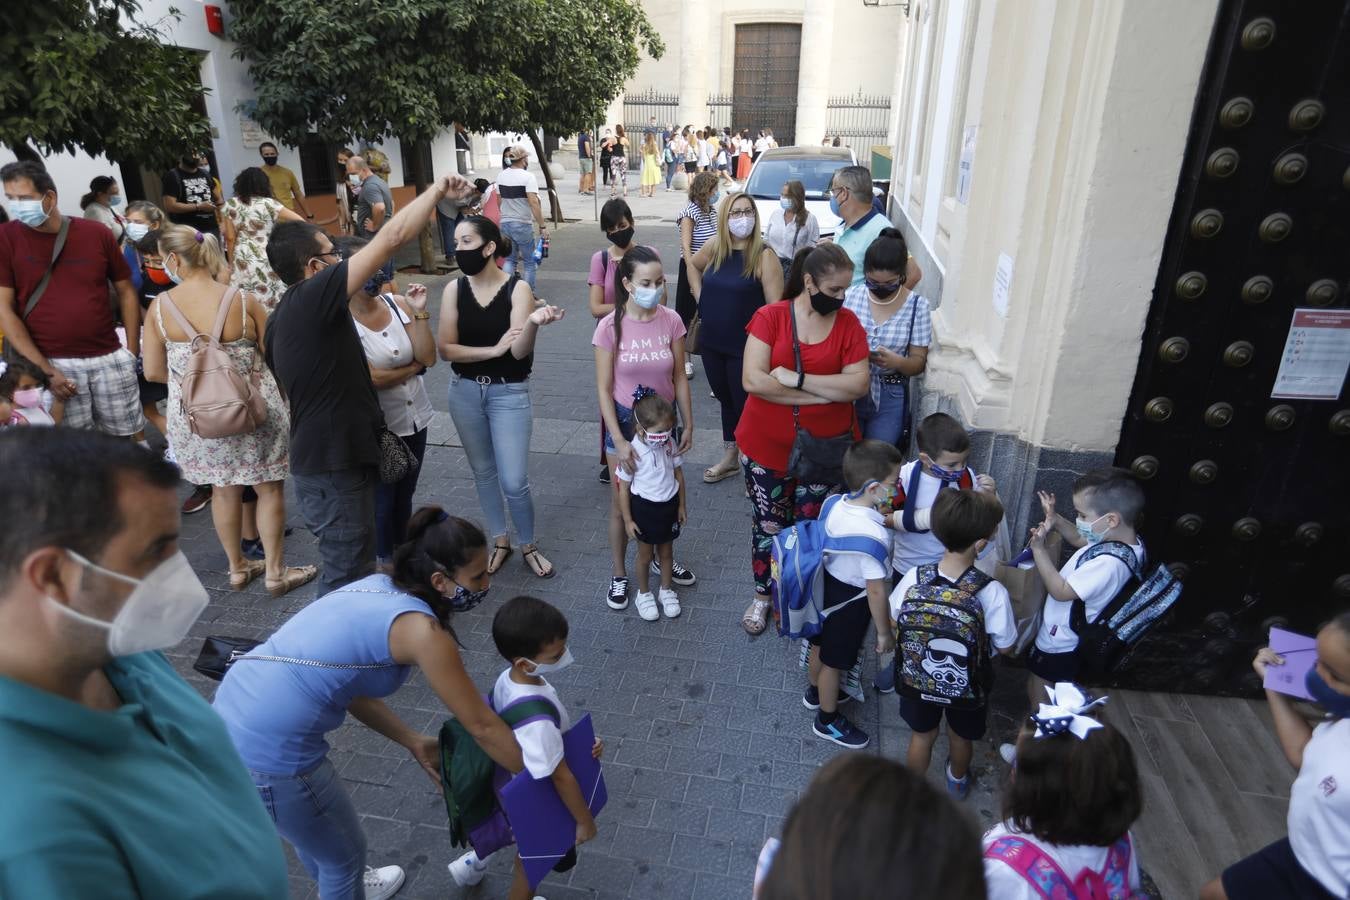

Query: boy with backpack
left=875, top=412, right=996, bottom=693
left=798, top=440, right=901, bottom=750
left=893, top=489, right=1017, bottom=798
left=448, top=596, right=602, bottom=898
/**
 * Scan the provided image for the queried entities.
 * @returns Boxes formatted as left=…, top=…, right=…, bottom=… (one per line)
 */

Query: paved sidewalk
left=164, top=216, right=1022, bottom=900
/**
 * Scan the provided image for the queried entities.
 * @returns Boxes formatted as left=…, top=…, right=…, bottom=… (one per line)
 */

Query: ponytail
left=157, top=223, right=226, bottom=278
left=863, top=226, right=909, bottom=274
left=80, top=175, right=117, bottom=210
left=784, top=246, right=812, bottom=299
left=390, top=506, right=488, bottom=634
left=460, top=214, right=512, bottom=259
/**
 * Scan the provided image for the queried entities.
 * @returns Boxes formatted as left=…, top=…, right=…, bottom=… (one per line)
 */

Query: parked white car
left=743, top=146, right=857, bottom=240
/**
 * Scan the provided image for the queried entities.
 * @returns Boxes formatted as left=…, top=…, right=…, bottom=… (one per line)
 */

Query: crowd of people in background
left=1, top=127, right=1346, bottom=900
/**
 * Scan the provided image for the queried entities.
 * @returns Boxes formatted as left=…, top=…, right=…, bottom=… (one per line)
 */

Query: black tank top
left=451, top=275, right=532, bottom=380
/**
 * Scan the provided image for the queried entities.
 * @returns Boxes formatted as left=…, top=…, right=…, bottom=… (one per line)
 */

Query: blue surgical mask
left=1075, top=514, right=1109, bottom=545
left=125, top=222, right=150, bottom=242
left=828, top=191, right=843, bottom=218
left=779, top=197, right=792, bottom=209
left=709, top=192, right=720, bottom=208
left=109, top=195, right=124, bottom=208
left=8, top=198, right=50, bottom=228
left=348, top=173, right=362, bottom=186
left=523, top=646, right=574, bottom=676
left=165, top=255, right=183, bottom=285
left=631, top=285, right=662, bottom=309
left=1305, top=668, right=1350, bottom=718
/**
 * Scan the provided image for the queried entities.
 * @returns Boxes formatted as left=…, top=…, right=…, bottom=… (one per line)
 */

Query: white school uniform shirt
left=890, top=565, right=1017, bottom=651
left=491, top=668, right=573, bottom=780
left=1288, top=717, right=1350, bottom=896
left=1034, top=539, right=1144, bottom=654
left=614, top=435, right=682, bottom=503
left=891, top=460, right=994, bottom=576
left=981, top=823, right=1142, bottom=900
left=821, top=499, right=890, bottom=589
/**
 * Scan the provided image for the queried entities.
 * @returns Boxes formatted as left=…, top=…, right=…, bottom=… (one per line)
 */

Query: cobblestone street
left=163, top=204, right=1023, bottom=900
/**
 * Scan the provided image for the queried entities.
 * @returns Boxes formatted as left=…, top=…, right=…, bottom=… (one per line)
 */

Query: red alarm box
left=204, top=4, right=224, bottom=35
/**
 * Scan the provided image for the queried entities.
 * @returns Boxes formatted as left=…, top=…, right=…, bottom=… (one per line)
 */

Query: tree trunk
left=406, top=136, right=438, bottom=273
left=527, top=129, right=562, bottom=225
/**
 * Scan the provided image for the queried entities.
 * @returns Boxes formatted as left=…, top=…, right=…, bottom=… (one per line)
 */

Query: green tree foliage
left=0, top=0, right=211, bottom=166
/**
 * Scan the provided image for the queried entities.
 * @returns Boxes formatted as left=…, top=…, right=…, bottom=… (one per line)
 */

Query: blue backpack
left=770, top=494, right=890, bottom=640
left=1070, top=540, right=1182, bottom=681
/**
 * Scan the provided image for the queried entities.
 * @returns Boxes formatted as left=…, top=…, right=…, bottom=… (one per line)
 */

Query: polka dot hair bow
left=1030, top=682, right=1108, bottom=740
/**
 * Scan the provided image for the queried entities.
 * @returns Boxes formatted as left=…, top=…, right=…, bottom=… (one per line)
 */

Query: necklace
left=871, top=289, right=903, bottom=307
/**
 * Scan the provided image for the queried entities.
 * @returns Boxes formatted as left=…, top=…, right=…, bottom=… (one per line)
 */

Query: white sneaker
left=999, top=742, right=1017, bottom=766
left=634, top=590, right=660, bottom=621
left=448, top=850, right=487, bottom=887
left=658, top=587, right=681, bottom=618
left=363, top=865, right=405, bottom=900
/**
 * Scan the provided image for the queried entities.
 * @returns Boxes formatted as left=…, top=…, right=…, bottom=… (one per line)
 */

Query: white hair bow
left=1030, top=682, right=1108, bottom=740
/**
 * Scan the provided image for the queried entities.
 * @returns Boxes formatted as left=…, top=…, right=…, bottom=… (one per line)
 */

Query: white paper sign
left=1271, top=308, right=1350, bottom=400
left=239, top=116, right=268, bottom=150
left=992, top=253, right=1013, bottom=318
left=957, top=126, right=976, bottom=205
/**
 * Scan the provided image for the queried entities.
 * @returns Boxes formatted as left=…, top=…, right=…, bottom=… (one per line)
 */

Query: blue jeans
left=252, top=758, right=367, bottom=899
left=446, top=376, right=536, bottom=543
left=499, top=220, right=537, bottom=291
left=435, top=208, right=460, bottom=257
left=374, top=427, right=429, bottom=561
left=856, top=378, right=909, bottom=448
left=293, top=467, right=377, bottom=596
left=664, top=160, right=676, bottom=189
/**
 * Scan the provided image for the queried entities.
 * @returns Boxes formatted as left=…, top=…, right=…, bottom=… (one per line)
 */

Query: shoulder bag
left=2, top=217, right=70, bottom=364
left=784, top=304, right=855, bottom=486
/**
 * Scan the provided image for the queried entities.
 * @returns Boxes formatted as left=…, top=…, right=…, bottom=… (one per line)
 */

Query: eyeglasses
left=727, top=209, right=756, bottom=220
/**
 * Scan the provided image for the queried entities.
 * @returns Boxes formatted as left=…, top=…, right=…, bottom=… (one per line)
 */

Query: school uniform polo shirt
left=834, top=209, right=893, bottom=286
left=0, top=651, right=288, bottom=899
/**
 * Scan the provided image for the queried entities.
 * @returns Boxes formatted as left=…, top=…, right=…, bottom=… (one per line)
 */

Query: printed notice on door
left=1271, top=308, right=1350, bottom=400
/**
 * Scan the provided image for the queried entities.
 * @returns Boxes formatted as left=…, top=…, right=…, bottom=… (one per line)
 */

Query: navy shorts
left=1221, top=838, right=1336, bottom=900
left=630, top=493, right=681, bottom=545
left=807, top=571, right=873, bottom=671
left=899, top=694, right=988, bottom=740
left=1027, top=646, right=1080, bottom=684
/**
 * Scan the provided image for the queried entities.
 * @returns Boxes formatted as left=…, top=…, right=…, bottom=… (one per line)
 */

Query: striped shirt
left=495, top=167, right=539, bottom=224
left=678, top=201, right=717, bottom=255
left=844, top=282, right=933, bottom=406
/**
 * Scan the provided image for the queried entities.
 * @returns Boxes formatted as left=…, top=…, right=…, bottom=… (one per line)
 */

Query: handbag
left=784, top=303, right=854, bottom=486
left=378, top=427, right=419, bottom=484
left=2, top=217, right=69, bottom=364
left=193, top=635, right=395, bottom=682
left=685, top=315, right=702, bottom=356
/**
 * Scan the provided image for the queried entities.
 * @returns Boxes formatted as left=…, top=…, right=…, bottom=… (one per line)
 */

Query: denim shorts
left=602, top=401, right=636, bottom=454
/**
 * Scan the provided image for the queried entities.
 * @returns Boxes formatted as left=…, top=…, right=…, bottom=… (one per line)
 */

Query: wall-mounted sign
left=1271, top=308, right=1350, bottom=400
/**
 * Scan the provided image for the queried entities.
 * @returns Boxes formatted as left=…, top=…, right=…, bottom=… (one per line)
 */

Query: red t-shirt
left=735, top=301, right=869, bottom=472
left=0, top=216, right=130, bottom=358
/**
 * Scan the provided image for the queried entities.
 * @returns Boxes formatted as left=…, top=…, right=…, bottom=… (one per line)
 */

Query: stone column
left=678, top=0, right=710, bottom=129
left=795, top=0, right=836, bottom=145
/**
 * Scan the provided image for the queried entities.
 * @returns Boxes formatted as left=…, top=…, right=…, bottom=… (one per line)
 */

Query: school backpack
left=984, top=833, right=1141, bottom=899
left=770, top=494, right=890, bottom=641
left=895, top=564, right=994, bottom=709
left=159, top=287, right=267, bottom=439
left=439, top=693, right=562, bottom=857
left=1069, top=540, right=1182, bottom=682
left=895, top=463, right=974, bottom=533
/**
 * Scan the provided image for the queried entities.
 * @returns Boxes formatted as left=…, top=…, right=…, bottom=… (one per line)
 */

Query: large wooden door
left=1114, top=0, right=1349, bottom=695
left=732, top=24, right=800, bottom=144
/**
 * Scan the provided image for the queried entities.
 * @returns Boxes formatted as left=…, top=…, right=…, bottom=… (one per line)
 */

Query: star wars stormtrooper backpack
left=895, top=564, right=993, bottom=710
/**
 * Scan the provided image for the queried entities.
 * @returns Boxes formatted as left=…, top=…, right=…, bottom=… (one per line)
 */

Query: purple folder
left=1263, top=627, right=1317, bottom=701
left=499, top=713, right=607, bottom=890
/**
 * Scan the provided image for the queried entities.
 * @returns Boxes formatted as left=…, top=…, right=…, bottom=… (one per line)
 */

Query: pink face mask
left=13, top=388, right=41, bottom=408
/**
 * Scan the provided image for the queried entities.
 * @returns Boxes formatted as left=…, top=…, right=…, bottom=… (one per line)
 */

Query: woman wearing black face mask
left=438, top=216, right=566, bottom=580
left=734, top=243, right=870, bottom=635
left=588, top=199, right=664, bottom=483
left=212, top=508, right=526, bottom=900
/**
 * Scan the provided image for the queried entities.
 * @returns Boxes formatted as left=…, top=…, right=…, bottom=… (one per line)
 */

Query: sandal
left=486, top=542, right=513, bottom=575
left=266, top=565, right=318, bottom=598
left=703, top=461, right=739, bottom=484
left=742, top=598, right=771, bottom=635
left=229, top=559, right=266, bottom=591
left=522, top=546, right=556, bottom=579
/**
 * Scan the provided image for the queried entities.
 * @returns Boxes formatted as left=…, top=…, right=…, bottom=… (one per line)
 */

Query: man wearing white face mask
left=0, top=428, right=288, bottom=897
left=0, top=161, right=146, bottom=439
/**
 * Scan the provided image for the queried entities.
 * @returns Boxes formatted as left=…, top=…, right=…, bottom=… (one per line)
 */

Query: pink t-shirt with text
left=592, top=305, right=686, bottom=407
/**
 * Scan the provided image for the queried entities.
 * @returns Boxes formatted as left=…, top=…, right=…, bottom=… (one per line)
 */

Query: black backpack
left=895, top=565, right=994, bottom=710
left=1070, top=540, right=1182, bottom=681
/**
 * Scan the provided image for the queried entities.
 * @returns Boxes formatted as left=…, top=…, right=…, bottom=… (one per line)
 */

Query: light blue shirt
left=0, top=652, right=288, bottom=898
left=212, top=575, right=435, bottom=774
left=834, top=209, right=893, bottom=286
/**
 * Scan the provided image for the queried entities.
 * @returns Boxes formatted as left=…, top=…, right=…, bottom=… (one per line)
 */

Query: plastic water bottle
left=532, top=237, right=544, bottom=264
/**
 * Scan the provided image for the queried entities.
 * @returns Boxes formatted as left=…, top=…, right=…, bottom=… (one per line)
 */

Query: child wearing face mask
left=616, top=391, right=688, bottom=621
left=0, top=358, right=61, bottom=425
left=449, top=596, right=604, bottom=899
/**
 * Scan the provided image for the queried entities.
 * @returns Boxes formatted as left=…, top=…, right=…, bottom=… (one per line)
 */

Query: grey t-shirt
left=355, top=174, right=395, bottom=234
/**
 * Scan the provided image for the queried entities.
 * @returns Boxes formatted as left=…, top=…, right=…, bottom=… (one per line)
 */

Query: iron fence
left=826, top=90, right=892, bottom=155
left=707, top=93, right=734, bottom=131
left=621, top=88, right=680, bottom=165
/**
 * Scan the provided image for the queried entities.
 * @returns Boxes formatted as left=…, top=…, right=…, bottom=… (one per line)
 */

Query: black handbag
left=784, top=304, right=854, bottom=487
left=193, top=635, right=262, bottom=681
left=377, top=427, right=419, bottom=484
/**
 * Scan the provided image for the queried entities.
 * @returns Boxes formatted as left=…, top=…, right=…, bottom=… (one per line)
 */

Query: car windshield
left=745, top=158, right=847, bottom=200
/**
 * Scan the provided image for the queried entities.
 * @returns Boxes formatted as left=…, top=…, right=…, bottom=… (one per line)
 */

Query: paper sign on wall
left=1271, top=308, right=1350, bottom=401
left=992, top=253, right=1013, bottom=318
left=957, top=126, right=976, bottom=205
left=239, top=116, right=268, bottom=150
